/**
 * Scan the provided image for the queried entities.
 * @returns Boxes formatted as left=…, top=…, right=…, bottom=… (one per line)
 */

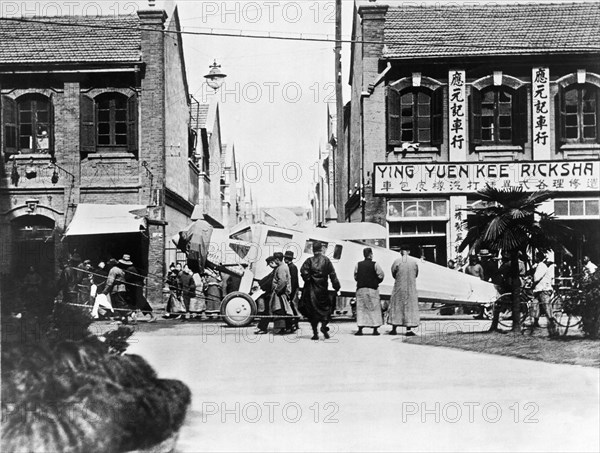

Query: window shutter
left=555, top=86, right=566, bottom=148
left=595, top=86, right=600, bottom=143
left=469, top=87, right=482, bottom=149
left=431, top=87, right=444, bottom=146
left=512, top=86, right=528, bottom=145
left=127, top=93, right=138, bottom=155
left=80, top=94, right=96, bottom=154
left=387, top=86, right=401, bottom=146
left=2, top=95, right=17, bottom=155
left=49, top=94, right=55, bottom=160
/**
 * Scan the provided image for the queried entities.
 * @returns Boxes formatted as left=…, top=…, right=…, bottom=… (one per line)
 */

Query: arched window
left=558, top=83, right=600, bottom=144
left=80, top=92, right=138, bottom=157
left=470, top=85, right=527, bottom=149
left=387, top=86, right=443, bottom=149
left=1, top=93, right=53, bottom=158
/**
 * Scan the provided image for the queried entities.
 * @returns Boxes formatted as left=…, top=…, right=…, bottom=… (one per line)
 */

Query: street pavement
left=123, top=317, right=600, bottom=453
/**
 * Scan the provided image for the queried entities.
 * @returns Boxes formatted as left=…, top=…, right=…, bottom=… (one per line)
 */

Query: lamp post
left=204, top=60, right=227, bottom=92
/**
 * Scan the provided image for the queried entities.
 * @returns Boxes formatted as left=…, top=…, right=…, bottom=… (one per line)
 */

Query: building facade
left=0, top=7, right=199, bottom=303
left=345, top=2, right=600, bottom=268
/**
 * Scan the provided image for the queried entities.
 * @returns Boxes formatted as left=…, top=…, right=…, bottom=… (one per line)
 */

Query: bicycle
left=489, top=287, right=532, bottom=328
left=549, top=282, right=583, bottom=336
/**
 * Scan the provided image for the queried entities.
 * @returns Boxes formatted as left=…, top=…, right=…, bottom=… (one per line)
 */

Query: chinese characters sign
left=448, top=70, right=466, bottom=159
left=374, top=161, right=600, bottom=195
left=532, top=67, right=551, bottom=159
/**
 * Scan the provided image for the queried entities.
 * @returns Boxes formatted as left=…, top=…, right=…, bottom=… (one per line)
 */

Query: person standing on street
left=389, top=245, right=419, bottom=336
left=255, top=256, right=278, bottom=334
left=103, top=256, right=131, bottom=324
left=284, top=250, right=300, bottom=332
left=270, top=252, right=293, bottom=335
left=299, top=241, right=341, bottom=340
left=464, top=255, right=485, bottom=280
left=125, top=258, right=157, bottom=323
left=531, top=251, right=556, bottom=333
left=179, top=264, right=196, bottom=321
left=354, top=248, right=385, bottom=336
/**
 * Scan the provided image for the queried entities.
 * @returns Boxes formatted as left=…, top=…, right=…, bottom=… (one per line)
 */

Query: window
left=557, top=84, right=600, bottom=144
left=304, top=239, right=328, bottom=254
left=387, top=86, right=443, bottom=148
left=470, top=85, right=527, bottom=149
left=388, top=200, right=448, bottom=219
left=388, top=221, right=446, bottom=237
left=80, top=92, right=138, bottom=157
left=2, top=94, right=53, bottom=158
left=554, top=199, right=599, bottom=218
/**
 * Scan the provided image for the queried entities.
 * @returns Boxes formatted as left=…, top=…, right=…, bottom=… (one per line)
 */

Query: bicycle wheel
left=494, top=292, right=529, bottom=328
left=550, top=292, right=582, bottom=336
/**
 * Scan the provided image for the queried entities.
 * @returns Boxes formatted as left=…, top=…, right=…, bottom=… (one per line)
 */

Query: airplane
left=174, top=220, right=500, bottom=327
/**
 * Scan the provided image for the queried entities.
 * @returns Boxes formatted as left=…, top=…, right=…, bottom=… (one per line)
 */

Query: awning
left=64, top=204, right=147, bottom=237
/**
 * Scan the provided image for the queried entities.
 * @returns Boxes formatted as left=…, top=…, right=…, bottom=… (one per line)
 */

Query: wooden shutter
left=469, top=87, right=482, bottom=149
left=2, top=96, right=17, bottom=155
left=49, top=94, right=55, bottom=160
left=127, top=93, right=138, bottom=155
left=431, top=87, right=444, bottom=146
left=387, top=86, right=401, bottom=147
left=512, top=86, right=528, bottom=145
left=80, top=94, right=96, bottom=154
left=555, top=86, right=566, bottom=148
left=595, top=86, right=600, bottom=143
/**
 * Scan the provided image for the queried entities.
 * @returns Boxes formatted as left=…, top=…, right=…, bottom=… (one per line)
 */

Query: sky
left=3, top=0, right=587, bottom=209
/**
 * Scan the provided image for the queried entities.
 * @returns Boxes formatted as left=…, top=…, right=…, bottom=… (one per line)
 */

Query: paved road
left=125, top=318, right=600, bottom=453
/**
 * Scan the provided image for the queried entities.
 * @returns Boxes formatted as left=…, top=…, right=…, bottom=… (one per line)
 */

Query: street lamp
left=204, top=60, right=227, bottom=91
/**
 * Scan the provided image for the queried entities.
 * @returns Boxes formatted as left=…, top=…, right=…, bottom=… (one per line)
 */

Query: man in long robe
left=354, top=248, right=385, bottom=336
left=284, top=250, right=300, bottom=332
left=389, top=245, right=419, bottom=336
left=299, top=241, right=341, bottom=340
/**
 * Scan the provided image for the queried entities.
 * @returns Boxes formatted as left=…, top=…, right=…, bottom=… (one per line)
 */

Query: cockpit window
left=230, top=227, right=252, bottom=242
left=333, top=244, right=343, bottom=260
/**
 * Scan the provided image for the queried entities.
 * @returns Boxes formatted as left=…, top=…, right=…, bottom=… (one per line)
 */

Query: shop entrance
left=389, top=236, right=447, bottom=266
left=11, top=215, right=55, bottom=282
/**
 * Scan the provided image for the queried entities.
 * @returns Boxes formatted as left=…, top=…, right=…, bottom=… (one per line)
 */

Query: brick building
left=0, top=7, right=200, bottom=303
left=344, top=2, right=600, bottom=268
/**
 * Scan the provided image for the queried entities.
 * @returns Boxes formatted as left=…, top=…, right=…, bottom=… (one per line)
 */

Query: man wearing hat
left=255, top=255, right=279, bottom=334
left=103, top=254, right=133, bottom=324
left=299, top=241, right=341, bottom=340
left=124, top=255, right=157, bottom=323
left=389, top=244, right=419, bottom=336
left=284, top=250, right=300, bottom=332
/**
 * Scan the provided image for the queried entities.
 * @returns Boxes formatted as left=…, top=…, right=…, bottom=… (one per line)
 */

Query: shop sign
left=374, top=161, right=600, bottom=195
left=448, top=70, right=466, bottom=158
left=532, top=67, right=551, bottom=157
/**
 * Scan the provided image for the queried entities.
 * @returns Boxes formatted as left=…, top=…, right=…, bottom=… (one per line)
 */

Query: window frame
left=2, top=93, right=54, bottom=159
left=80, top=91, right=138, bottom=158
left=480, top=87, right=514, bottom=145
left=558, top=83, right=600, bottom=145
left=387, top=85, right=443, bottom=150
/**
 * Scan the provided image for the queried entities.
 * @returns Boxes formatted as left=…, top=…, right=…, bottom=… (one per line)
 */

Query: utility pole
left=334, top=0, right=346, bottom=222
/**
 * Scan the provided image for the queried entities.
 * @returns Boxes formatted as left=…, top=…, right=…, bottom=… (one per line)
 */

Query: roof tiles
left=382, top=3, right=600, bottom=59
left=0, top=15, right=141, bottom=64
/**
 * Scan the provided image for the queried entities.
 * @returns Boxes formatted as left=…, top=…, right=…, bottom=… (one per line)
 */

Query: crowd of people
left=446, top=249, right=598, bottom=328
left=56, top=252, right=157, bottom=324
left=46, top=244, right=596, bottom=336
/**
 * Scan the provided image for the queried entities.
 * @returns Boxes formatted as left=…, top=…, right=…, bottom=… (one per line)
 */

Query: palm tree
left=459, top=186, right=568, bottom=333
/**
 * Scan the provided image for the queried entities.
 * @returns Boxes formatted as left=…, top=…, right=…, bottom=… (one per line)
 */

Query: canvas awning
left=64, top=204, right=147, bottom=236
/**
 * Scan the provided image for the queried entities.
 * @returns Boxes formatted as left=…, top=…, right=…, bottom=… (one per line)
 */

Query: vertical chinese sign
left=532, top=67, right=551, bottom=159
left=448, top=70, right=467, bottom=160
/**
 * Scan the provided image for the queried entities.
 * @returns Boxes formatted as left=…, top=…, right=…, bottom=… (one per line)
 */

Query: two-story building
left=0, top=6, right=200, bottom=303
left=344, top=2, right=600, bottom=268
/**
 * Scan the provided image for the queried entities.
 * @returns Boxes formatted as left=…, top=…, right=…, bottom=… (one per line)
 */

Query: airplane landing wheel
left=220, top=292, right=257, bottom=327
